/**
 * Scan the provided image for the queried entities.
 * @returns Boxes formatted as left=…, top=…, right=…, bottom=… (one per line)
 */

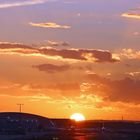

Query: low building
left=0, top=112, right=55, bottom=135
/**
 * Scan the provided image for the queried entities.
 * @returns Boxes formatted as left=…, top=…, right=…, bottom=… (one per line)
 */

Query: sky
left=0, top=0, right=140, bottom=120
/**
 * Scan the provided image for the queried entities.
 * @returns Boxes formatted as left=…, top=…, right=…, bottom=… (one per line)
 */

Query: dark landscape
left=0, top=112, right=140, bottom=140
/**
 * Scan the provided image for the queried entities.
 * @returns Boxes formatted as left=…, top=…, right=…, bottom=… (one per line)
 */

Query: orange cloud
left=125, top=71, right=140, bottom=77
left=119, top=48, right=140, bottom=59
left=29, top=22, right=71, bottom=29
left=122, top=13, right=140, bottom=19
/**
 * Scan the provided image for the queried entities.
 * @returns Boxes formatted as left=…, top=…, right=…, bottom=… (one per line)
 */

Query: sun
left=70, top=113, right=85, bottom=122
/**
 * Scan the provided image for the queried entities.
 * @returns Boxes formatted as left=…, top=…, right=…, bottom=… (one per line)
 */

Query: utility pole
left=17, top=104, right=24, bottom=113
left=122, top=116, right=124, bottom=121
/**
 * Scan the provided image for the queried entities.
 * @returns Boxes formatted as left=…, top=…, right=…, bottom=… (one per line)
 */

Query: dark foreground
left=0, top=132, right=140, bottom=140
left=28, top=132, right=140, bottom=140
left=0, top=113, right=140, bottom=140
left=1, top=129, right=140, bottom=140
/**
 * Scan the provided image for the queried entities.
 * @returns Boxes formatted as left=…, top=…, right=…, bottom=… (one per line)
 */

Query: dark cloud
left=40, top=48, right=119, bottom=62
left=33, top=64, right=70, bottom=73
left=86, top=74, right=140, bottom=104
left=0, top=43, right=33, bottom=49
left=0, top=43, right=119, bottom=63
left=108, top=77, right=140, bottom=104
left=33, top=63, right=95, bottom=74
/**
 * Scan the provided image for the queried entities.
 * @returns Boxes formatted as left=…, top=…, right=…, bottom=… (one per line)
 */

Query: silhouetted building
left=0, top=112, right=55, bottom=134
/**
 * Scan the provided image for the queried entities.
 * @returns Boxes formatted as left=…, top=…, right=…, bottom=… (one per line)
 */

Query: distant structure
left=101, top=121, right=105, bottom=132
left=122, top=116, right=124, bottom=121
left=17, top=104, right=24, bottom=113
left=0, top=112, right=55, bottom=134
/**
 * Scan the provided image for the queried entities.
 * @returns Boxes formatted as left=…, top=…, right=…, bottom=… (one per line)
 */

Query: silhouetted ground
left=1, top=131, right=140, bottom=140
left=1, top=118, right=140, bottom=140
left=29, top=132, right=140, bottom=140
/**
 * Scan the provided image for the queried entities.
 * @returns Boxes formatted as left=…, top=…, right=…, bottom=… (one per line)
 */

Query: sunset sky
left=0, top=0, right=140, bottom=120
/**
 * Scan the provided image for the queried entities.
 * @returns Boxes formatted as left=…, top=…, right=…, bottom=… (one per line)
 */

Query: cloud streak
left=122, top=13, right=140, bottom=20
left=0, top=0, right=49, bottom=9
left=29, top=22, right=71, bottom=29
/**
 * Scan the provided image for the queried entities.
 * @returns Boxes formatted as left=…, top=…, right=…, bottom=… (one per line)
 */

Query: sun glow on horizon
left=70, top=113, right=86, bottom=122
